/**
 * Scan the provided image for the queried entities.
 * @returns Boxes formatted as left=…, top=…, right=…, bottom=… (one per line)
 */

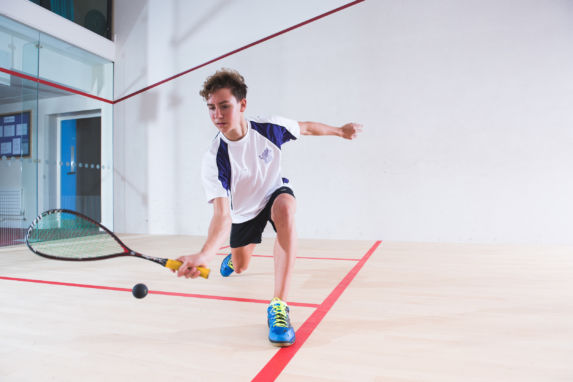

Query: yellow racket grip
left=165, top=259, right=210, bottom=279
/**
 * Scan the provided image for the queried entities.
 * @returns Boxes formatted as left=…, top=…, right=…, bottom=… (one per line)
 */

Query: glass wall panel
left=0, top=17, right=39, bottom=247
left=0, top=16, right=39, bottom=77
left=36, top=87, right=113, bottom=224
left=0, top=15, right=113, bottom=248
left=0, top=78, right=38, bottom=247
left=39, top=33, right=113, bottom=100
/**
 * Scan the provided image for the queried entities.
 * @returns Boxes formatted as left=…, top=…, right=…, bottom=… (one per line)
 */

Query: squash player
left=176, top=68, right=362, bottom=346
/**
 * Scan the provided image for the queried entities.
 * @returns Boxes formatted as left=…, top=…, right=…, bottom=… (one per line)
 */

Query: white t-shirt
left=201, top=115, right=300, bottom=223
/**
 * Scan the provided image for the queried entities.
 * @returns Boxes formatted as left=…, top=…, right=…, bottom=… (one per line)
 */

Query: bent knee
left=271, top=195, right=296, bottom=224
left=231, top=247, right=254, bottom=274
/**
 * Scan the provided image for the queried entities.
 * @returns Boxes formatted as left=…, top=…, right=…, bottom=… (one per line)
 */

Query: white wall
left=113, top=0, right=573, bottom=245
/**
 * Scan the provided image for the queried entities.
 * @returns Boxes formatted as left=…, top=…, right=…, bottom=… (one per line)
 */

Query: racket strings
left=27, top=211, right=125, bottom=259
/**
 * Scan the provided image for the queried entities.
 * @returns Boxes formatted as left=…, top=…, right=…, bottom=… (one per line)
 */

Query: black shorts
left=230, top=187, right=295, bottom=248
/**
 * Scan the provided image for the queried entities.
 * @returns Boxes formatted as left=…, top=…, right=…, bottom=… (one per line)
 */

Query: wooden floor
left=1, top=236, right=572, bottom=381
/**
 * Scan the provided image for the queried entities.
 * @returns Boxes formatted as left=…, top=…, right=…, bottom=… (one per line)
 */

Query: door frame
left=56, top=111, right=101, bottom=211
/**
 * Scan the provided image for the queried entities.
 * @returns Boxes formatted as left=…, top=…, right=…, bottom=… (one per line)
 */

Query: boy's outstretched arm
left=176, top=197, right=231, bottom=278
left=299, top=121, right=363, bottom=140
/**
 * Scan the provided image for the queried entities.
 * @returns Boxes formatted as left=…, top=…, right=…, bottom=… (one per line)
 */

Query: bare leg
left=231, top=243, right=256, bottom=274
left=270, top=194, right=297, bottom=301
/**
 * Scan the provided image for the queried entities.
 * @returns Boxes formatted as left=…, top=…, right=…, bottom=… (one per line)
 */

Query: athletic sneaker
left=267, top=297, right=295, bottom=346
left=220, top=253, right=234, bottom=277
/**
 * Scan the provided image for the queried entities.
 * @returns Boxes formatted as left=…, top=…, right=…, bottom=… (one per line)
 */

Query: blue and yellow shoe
left=267, top=297, right=295, bottom=346
left=220, top=254, right=234, bottom=277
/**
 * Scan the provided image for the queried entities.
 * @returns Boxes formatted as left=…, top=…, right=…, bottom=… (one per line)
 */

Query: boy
left=176, top=68, right=362, bottom=346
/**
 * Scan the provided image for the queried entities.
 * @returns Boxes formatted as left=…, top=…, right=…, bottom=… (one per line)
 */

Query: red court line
left=252, top=240, right=382, bottom=382
left=216, top=252, right=360, bottom=262
left=0, top=1, right=364, bottom=106
left=149, top=290, right=318, bottom=308
left=0, top=276, right=318, bottom=308
left=0, top=67, right=114, bottom=104
left=114, top=0, right=365, bottom=104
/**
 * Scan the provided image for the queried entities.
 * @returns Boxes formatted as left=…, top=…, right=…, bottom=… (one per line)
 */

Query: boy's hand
left=175, top=253, right=209, bottom=279
left=340, top=123, right=363, bottom=140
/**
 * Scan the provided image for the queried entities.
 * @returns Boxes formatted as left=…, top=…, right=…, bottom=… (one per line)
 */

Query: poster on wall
left=0, top=111, right=31, bottom=158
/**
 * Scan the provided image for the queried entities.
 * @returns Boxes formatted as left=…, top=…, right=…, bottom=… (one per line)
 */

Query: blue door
left=60, top=119, right=77, bottom=210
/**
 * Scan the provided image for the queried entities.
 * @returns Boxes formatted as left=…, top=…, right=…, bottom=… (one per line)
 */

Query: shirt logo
left=259, top=148, right=273, bottom=164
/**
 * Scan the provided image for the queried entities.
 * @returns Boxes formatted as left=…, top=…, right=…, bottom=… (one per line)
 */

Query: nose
left=214, top=107, right=223, bottom=119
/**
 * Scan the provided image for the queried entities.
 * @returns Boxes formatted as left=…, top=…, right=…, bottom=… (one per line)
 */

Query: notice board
left=0, top=111, right=31, bottom=158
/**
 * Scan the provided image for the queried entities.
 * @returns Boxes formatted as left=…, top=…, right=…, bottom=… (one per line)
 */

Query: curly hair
left=199, top=68, right=248, bottom=101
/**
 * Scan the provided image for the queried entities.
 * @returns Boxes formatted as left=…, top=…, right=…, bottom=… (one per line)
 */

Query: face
left=206, top=87, right=246, bottom=138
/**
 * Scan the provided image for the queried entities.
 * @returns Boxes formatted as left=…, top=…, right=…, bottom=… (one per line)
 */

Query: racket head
left=26, top=209, right=211, bottom=279
left=26, top=209, right=128, bottom=261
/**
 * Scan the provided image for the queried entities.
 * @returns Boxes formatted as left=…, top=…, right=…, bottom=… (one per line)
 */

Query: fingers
left=183, top=267, right=201, bottom=279
left=351, top=123, right=363, bottom=135
left=176, top=257, right=201, bottom=279
left=343, top=122, right=363, bottom=140
left=177, top=263, right=201, bottom=279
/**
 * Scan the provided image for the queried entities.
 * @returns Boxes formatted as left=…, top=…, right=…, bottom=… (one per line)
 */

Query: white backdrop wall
left=113, top=0, right=573, bottom=245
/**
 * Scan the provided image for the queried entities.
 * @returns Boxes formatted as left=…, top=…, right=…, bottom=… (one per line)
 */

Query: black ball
left=132, top=283, right=148, bottom=299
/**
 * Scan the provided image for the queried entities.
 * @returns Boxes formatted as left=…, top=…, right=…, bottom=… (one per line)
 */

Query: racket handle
left=165, top=259, right=210, bottom=279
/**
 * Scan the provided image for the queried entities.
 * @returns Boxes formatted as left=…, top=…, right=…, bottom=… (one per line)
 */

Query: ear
left=239, top=98, right=247, bottom=112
